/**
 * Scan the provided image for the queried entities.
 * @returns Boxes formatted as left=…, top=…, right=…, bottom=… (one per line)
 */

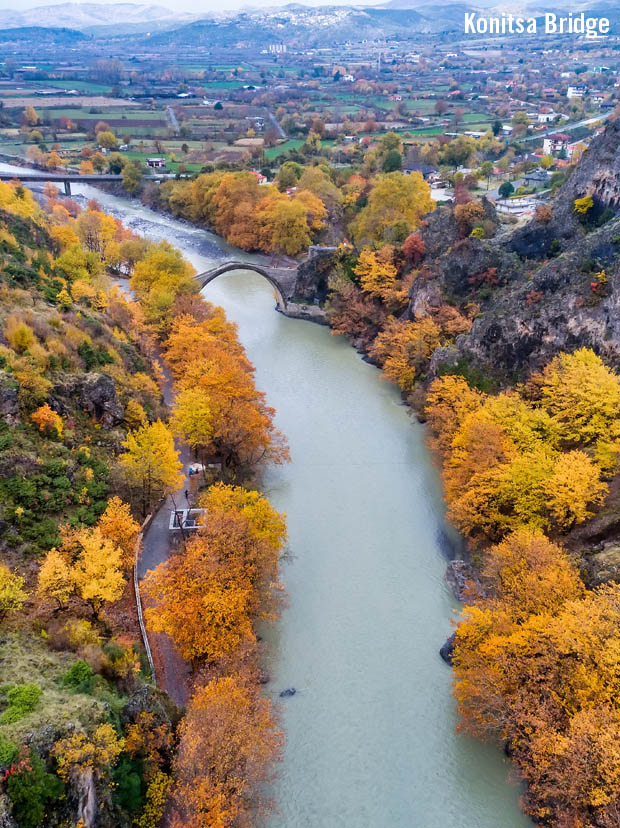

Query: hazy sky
left=0, top=0, right=380, bottom=12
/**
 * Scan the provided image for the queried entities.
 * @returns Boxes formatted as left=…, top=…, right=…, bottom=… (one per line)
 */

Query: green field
left=47, top=108, right=166, bottom=121
left=201, top=81, right=246, bottom=89
left=264, top=139, right=306, bottom=159
left=43, top=80, right=113, bottom=94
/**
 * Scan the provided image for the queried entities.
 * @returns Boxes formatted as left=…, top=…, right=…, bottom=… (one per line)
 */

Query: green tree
left=382, top=149, right=402, bottom=172
left=122, top=159, right=144, bottom=195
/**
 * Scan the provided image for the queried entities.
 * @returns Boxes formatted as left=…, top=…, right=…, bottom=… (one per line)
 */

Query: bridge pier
left=64, top=181, right=71, bottom=197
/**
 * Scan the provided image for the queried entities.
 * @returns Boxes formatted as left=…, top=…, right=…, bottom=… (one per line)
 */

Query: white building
left=567, top=85, right=587, bottom=99
left=543, top=134, right=569, bottom=155
left=495, top=195, right=538, bottom=216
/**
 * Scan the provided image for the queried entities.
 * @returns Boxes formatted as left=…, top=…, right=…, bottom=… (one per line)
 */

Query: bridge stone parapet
left=194, top=260, right=299, bottom=310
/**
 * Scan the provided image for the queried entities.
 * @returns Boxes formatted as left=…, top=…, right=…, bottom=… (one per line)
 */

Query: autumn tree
left=130, top=242, right=198, bottom=333
left=480, top=529, right=583, bottom=621
left=119, top=419, right=183, bottom=517
left=171, top=676, right=282, bottom=828
left=97, top=496, right=141, bottom=569
left=23, top=106, right=39, bottom=126
left=170, top=386, right=213, bottom=468
left=200, top=483, right=287, bottom=612
left=72, top=527, right=126, bottom=616
left=354, top=248, right=398, bottom=301
left=539, top=348, right=620, bottom=447
left=351, top=172, right=433, bottom=246
left=37, top=548, right=74, bottom=609
left=144, top=484, right=286, bottom=664
left=370, top=316, right=441, bottom=392
left=97, top=130, right=118, bottom=150
left=0, top=564, right=28, bottom=623
left=30, top=404, right=63, bottom=438
left=122, top=160, right=144, bottom=195
left=425, top=375, right=485, bottom=456
left=164, top=312, right=248, bottom=378
left=259, top=195, right=313, bottom=256
left=53, top=724, right=124, bottom=785
left=144, top=532, right=256, bottom=664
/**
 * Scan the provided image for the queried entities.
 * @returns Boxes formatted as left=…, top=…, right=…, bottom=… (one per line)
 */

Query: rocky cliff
left=417, top=117, right=620, bottom=382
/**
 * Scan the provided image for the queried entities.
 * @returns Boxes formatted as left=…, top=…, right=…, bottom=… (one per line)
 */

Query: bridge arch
left=195, top=261, right=288, bottom=309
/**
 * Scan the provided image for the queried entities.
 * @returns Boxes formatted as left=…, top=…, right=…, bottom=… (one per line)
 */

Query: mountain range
left=0, top=0, right=616, bottom=40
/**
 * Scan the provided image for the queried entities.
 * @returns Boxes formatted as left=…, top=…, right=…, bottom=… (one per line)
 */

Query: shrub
left=112, top=756, right=144, bottom=814
left=0, top=564, right=28, bottom=623
left=4, top=316, right=35, bottom=353
left=6, top=750, right=63, bottom=828
left=1, top=683, right=43, bottom=723
left=135, top=771, right=171, bottom=828
left=0, top=733, right=18, bottom=766
left=574, top=195, right=593, bottom=216
left=30, top=404, right=63, bottom=438
left=61, top=659, right=95, bottom=692
left=65, top=618, right=102, bottom=650
left=596, top=207, right=615, bottom=227
left=76, top=336, right=115, bottom=372
left=549, top=239, right=561, bottom=256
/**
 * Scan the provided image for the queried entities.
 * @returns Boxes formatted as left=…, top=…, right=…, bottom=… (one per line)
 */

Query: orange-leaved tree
left=170, top=676, right=282, bottom=828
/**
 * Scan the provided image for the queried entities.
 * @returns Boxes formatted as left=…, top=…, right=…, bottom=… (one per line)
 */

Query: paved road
left=518, top=110, right=613, bottom=143
left=167, top=106, right=180, bottom=135
left=137, top=357, right=193, bottom=708
left=267, top=109, right=286, bottom=140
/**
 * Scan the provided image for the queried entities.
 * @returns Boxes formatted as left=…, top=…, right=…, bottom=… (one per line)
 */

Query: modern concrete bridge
left=195, top=260, right=299, bottom=310
left=0, top=169, right=182, bottom=195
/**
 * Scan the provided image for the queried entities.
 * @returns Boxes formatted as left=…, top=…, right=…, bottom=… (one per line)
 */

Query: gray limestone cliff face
left=414, top=117, right=620, bottom=381
left=293, top=246, right=338, bottom=304
left=0, top=371, right=19, bottom=426
left=52, top=372, right=124, bottom=427
left=456, top=219, right=620, bottom=379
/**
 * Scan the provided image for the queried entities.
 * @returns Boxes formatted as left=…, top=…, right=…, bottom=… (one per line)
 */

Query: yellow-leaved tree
left=354, top=248, right=398, bottom=301
left=0, top=564, right=28, bottom=624
left=540, top=348, right=620, bottom=446
left=72, top=527, right=126, bottom=616
left=37, top=548, right=74, bottom=609
left=119, top=419, right=183, bottom=517
left=350, top=171, right=433, bottom=246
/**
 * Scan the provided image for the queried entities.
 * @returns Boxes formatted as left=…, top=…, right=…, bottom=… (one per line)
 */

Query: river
left=3, top=165, right=531, bottom=828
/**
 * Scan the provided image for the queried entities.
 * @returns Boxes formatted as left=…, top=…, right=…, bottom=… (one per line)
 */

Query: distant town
left=0, top=8, right=618, bottom=221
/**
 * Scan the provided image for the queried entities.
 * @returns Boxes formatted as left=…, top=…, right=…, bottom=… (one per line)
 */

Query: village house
left=543, top=134, right=569, bottom=156
left=524, top=168, right=549, bottom=188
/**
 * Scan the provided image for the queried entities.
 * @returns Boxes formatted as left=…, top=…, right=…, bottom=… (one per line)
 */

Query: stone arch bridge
left=195, top=261, right=300, bottom=311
